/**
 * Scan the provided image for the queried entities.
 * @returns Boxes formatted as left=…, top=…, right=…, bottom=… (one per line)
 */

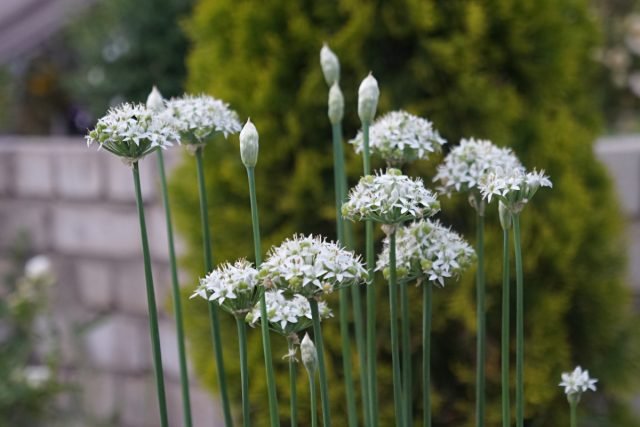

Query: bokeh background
left=1, top=0, right=640, bottom=426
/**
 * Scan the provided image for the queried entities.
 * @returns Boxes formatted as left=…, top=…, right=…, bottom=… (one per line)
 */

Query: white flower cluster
left=434, top=138, right=522, bottom=195
left=246, top=290, right=332, bottom=335
left=350, top=111, right=446, bottom=166
left=479, top=168, right=552, bottom=209
left=165, top=94, right=241, bottom=144
left=342, top=168, right=440, bottom=224
left=86, top=103, right=178, bottom=162
left=191, top=259, right=259, bottom=315
left=377, top=220, right=475, bottom=286
left=259, top=235, right=367, bottom=298
left=559, top=366, right=598, bottom=396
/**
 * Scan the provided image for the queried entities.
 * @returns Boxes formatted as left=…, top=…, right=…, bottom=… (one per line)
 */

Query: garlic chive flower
left=559, top=366, right=597, bottom=396
left=259, top=235, right=367, bottom=299
left=246, top=290, right=333, bottom=336
left=146, top=86, right=165, bottom=112
left=165, top=94, right=241, bottom=146
left=301, top=333, right=318, bottom=374
left=434, top=138, right=522, bottom=196
left=478, top=167, right=552, bottom=211
left=328, top=82, right=344, bottom=125
left=342, top=168, right=440, bottom=225
left=378, top=220, right=475, bottom=286
left=239, top=118, right=259, bottom=168
left=86, top=103, right=178, bottom=164
left=320, top=43, right=340, bottom=86
left=192, top=259, right=260, bottom=317
left=350, top=111, right=447, bottom=167
left=358, top=73, right=379, bottom=124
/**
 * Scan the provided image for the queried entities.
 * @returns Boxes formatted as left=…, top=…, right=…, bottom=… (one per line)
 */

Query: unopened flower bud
left=499, top=201, right=512, bottom=230
left=146, top=86, right=165, bottom=112
left=328, top=83, right=344, bottom=124
left=320, top=43, right=340, bottom=86
left=358, top=73, right=379, bottom=124
left=301, top=333, right=318, bottom=374
left=239, top=118, right=259, bottom=168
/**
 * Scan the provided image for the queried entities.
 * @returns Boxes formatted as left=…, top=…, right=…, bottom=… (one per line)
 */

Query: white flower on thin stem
left=86, top=103, right=178, bottom=164
left=320, top=43, right=340, bottom=86
left=342, top=168, right=440, bottom=225
left=301, top=333, right=318, bottom=373
left=165, top=94, right=241, bottom=145
left=358, top=73, right=379, bottom=124
left=478, top=167, right=552, bottom=211
left=259, top=235, right=367, bottom=299
left=350, top=110, right=447, bottom=167
left=559, top=366, right=597, bottom=396
left=239, top=118, right=259, bottom=168
left=377, top=220, right=475, bottom=286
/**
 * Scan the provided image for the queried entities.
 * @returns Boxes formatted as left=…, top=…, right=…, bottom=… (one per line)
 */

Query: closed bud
left=358, top=73, right=379, bottom=124
left=301, top=333, right=318, bottom=374
left=239, top=118, right=259, bottom=168
left=328, top=83, right=344, bottom=124
left=146, top=86, right=165, bottom=112
left=499, top=201, right=512, bottom=230
left=320, top=43, right=340, bottom=86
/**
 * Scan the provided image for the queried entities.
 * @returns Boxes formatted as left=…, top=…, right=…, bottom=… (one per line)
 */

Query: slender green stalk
left=246, top=166, right=280, bottom=426
left=388, top=230, right=405, bottom=426
left=310, top=298, right=332, bottom=427
left=287, top=336, right=299, bottom=427
left=475, top=210, right=486, bottom=427
left=309, top=370, right=319, bottom=427
left=501, top=226, right=511, bottom=427
left=569, top=401, right=577, bottom=427
left=422, top=282, right=432, bottom=427
left=401, top=280, right=412, bottom=425
left=156, top=150, right=193, bottom=427
left=194, top=147, right=233, bottom=427
left=331, top=122, right=358, bottom=427
left=513, top=214, right=524, bottom=427
left=236, top=317, right=251, bottom=427
left=362, top=122, right=379, bottom=426
left=132, top=161, right=169, bottom=427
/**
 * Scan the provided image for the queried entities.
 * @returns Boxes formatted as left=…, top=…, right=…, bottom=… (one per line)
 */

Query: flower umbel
left=377, top=220, right=475, bottom=286
left=259, top=235, right=367, bottom=299
left=342, top=168, right=440, bottom=225
left=478, top=167, right=552, bottom=211
left=559, top=366, right=598, bottom=396
left=350, top=110, right=447, bottom=167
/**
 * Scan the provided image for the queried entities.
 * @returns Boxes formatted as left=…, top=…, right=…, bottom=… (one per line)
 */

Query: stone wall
left=0, top=137, right=220, bottom=427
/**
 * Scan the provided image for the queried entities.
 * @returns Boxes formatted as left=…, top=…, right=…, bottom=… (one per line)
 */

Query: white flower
left=301, top=333, right=318, bottom=373
left=24, top=255, right=53, bottom=282
left=358, top=73, right=379, bottom=123
left=342, top=168, right=440, bottom=224
left=377, top=220, right=475, bottom=286
left=559, top=366, right=598, bottom=395
left=239, top=118, right=259, bottom=168
left=328, top=82, right=344, bottom=125
left=86, top=103, right=178, bottom=162
left=259, top=235, right=367, bottom=299
left=192, top=259, right=259, bottom=315
left=350, top=111, right=446, bottom=167
left=478, top=167, right=552, bottom=209
left=165, top=94, right=241, bottom=144
left=245, top=290, right=332, bottom=335
left=320, top=43, right=340, bottom=86
left=23, top=365, right=51, bottom=388
left=434, top=138, right=522, bottom=196
left=146, top=86, right=165, bottom=112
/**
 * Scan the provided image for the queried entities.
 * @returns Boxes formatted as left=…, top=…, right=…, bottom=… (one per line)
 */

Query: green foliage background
left=168, top=0, right=640, bottom=425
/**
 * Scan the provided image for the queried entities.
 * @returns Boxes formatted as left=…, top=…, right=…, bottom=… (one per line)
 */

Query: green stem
left=388, top=230, right=405, bottom=426
left=331, top=122, right=358, bottom=427
left=476, top=210, right=486, bottom=427
left=287, top=336, right=299, bottom=427
left=309, top=370, right=318, bottom=427
left=310, top=298, right=332, bottom=427
left=570, top=401, right=577, bottom=427
left=362, top=121, right=379, bottom=426
left=246, top=167, right=280, bottom=426
left=401, top=280, right=412, bottom=425
left=501, top=226, right=511, bottom=427
left=422, top=282, right=432, bottom=427
left=132, top=161, right=169, bottom=427
left=513, top=214, right=524, bottom=427
left=236, top=317, right=250, bottom=427
left=156, top=150, right=193, bottom=427
left=195, top=147, right=233, bottom=427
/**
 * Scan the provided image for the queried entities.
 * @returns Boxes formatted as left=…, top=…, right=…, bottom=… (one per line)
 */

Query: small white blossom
left=478, top=167, right=552, bottom=210
left=342, top=168, right=440, bottom=225
left=24, top=255, right=53, bottom=282
left=259, top=235, right=367, bottom=299
left=192, top=259, right=259, bottom=316
left=86, top=103, right=178, bottom=163
left=559, top=366, right=598, bottom=396
left=350, top=111, right=446, bottom=167
left=165, top=94, right=241, bottom=144
left=434, top=138, right=522, bottom=196
left=378, top=220, right=475, bottom=286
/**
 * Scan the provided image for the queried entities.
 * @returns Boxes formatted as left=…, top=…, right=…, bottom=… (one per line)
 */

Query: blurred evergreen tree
left=170, top=0, right=640, bottom=425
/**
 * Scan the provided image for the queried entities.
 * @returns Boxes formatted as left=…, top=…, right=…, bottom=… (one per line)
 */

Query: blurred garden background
left=2, top=0, right=640, bottom=426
